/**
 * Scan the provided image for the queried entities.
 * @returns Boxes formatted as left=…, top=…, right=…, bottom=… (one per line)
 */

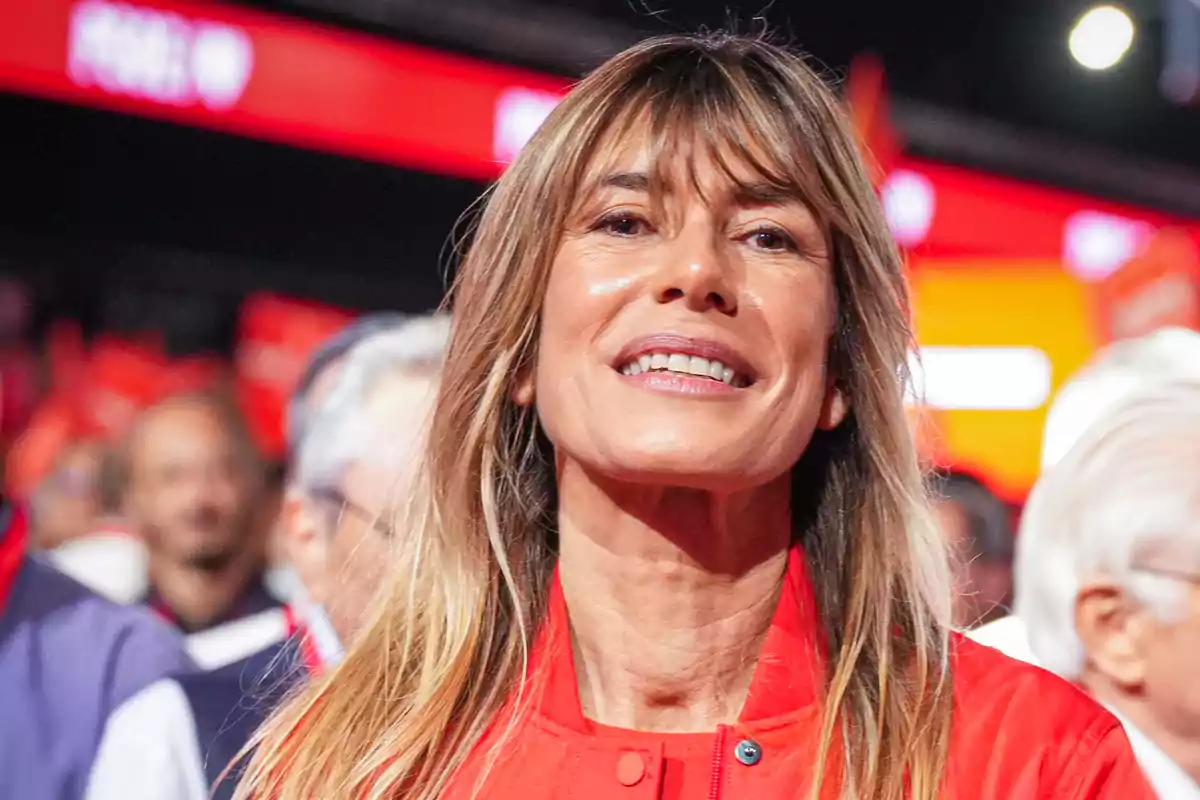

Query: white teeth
left=618, top=351, right=748, bottom=386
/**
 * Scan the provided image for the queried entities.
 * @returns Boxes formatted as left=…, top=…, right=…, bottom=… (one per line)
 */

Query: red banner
left=78, top=337, right=172, bottom=438
left=4, top=334, right=229, bottom=496
left=0, top=0, right=567, bottom=181
left=6, top=398, right=78, bottom=499
left=235, top=292, right=354, bottom=458
left=2, top=0, right=1196, bottom=263
left=3, top=294, right=350, bottom=496
left=847, top=53, right=900, bottom=186
left=887, top=157, right=1200, bottom=266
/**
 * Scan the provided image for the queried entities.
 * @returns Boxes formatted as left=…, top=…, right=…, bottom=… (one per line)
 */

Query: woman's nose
left=652, top=234, right=738, bottom=315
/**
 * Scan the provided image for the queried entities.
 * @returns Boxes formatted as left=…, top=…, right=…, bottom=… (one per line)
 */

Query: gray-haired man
left=85, top=312, right=450, bottom=800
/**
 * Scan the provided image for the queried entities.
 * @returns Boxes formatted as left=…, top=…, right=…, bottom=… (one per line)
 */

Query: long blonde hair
left=235, top=33, right=954, bottom=800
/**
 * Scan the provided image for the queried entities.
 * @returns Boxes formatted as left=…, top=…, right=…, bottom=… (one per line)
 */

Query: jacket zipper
left=708, top=724, right=728, bottom=800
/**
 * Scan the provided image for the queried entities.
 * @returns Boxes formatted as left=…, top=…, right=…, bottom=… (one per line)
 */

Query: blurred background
left=0, top=0, right=1198, bottom=551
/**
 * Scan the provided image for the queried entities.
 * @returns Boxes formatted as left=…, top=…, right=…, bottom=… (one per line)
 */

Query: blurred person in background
left=971, top=327, right=1200, bottom=662
left=0, top=497, right=192, bottom=800
left=1039, top=328, right=1200, bottom=474
left=926, top=469, right=1014, bottom=629
left=30, top=438, right=104, bottom=551
left=1014, top=380, right=1200, bottom=797
left=281, top=314, right=447, bottom=640
left=42, top=445, right=148, bottom=604
left=86, top=314, right=449, bottom=800
left=123, top=391, right=283, bottom=667
left=263, top=312, right=415, bottom=605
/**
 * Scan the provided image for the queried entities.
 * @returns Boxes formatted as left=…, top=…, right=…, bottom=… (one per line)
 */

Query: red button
left=616, top=750, right=646, bottom=786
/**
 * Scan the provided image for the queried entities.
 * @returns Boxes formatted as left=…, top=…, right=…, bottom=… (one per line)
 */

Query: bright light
left=1062, top=210, right=1153, bottom=281
left=493, top=88, right=561, bottom=164
left=1069, top=5, right=1135, bottom=70
left=882, top=170, right=936, bottom=247
left=907, top=347, right=1053, bottom=411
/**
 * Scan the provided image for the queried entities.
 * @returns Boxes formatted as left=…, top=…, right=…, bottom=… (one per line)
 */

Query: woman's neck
left=556, top=462, right=793, bottom=732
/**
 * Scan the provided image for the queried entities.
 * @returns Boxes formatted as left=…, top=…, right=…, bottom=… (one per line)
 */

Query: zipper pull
left=708, top=724, right=729, bottom=800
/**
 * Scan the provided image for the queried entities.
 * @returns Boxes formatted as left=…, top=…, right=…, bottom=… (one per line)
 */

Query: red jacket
left=443, top=548, right=1153, bottom=799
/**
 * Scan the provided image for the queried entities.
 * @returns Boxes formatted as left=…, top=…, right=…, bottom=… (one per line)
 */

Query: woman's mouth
left=617, top=352, right=750, bottom=388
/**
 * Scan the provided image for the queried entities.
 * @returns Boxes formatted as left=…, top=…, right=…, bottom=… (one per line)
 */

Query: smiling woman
left=537, top=126, right=843, bottom=489
left=234, top=33, right=1151, bottom=800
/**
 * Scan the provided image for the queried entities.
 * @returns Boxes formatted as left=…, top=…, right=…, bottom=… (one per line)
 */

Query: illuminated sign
left=1093, top=228, right=1200, bottom=342
left=910, top=346, right=1052, bottom=412
left=1062, top=210, right=1154, bottom=281
left=909, top=261, right=1099, bottom=499
left=891, top=158, right=1200, bottom=263
left=0, top=0, right=567, bottom=180
left=1, top=0, right=1197, bottom=253
left=68, top=0, right=254, bottom=109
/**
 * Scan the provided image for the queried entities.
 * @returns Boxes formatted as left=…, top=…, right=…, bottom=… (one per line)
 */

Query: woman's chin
left=595, top=451, right=778, bottom=493
left=554, top=428, right=801, bottom=493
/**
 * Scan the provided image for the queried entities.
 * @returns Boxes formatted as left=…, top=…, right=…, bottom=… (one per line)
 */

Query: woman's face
left=532, top=130, right=845, bottom=492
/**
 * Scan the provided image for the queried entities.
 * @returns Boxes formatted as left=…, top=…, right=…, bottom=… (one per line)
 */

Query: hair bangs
left=570, top=45, right=842, bottom=233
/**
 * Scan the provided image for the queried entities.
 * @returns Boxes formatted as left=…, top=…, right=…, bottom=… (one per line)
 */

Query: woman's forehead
left=578, top=123, right=800, bottom=207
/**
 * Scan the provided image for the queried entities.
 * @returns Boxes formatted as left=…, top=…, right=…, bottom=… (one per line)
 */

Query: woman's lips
left=617, top=352, right=748, bottom=388
left=612, top=333, right=757, bottom=389
left=617, top=368, right=741, bottom=396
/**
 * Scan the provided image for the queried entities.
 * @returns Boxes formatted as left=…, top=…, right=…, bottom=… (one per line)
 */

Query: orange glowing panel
left=909, top=259, right=1100, bottom=500
left=1093, top=228, right=1200, bottom=344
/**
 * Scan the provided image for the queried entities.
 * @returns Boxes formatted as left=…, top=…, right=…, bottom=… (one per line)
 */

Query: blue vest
left=176, top=638, right=304, bottom=800
left=0, top=556, right=193, bottom=799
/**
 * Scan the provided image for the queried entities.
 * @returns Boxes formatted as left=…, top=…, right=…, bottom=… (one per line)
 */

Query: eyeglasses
left=1132, top=564, right=1200, bottom=585
left=308, top=486, right=394, bottom=538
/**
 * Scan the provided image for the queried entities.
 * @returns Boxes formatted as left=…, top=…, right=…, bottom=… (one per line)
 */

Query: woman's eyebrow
left=588, top=172, right=808, bottom=218
left=597, top=171, right=651, bottom=192
left=733, top=181, right=799, bottom=207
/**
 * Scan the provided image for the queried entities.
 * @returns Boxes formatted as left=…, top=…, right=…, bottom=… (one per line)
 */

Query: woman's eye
left=597, top=213, right=649, bottom=237
left=748, top=228, right=795, bottom=252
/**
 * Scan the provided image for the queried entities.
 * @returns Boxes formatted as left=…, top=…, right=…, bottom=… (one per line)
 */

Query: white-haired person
left=1014, top=379, right=1200, bottom=797
left=84, top=312, right=449, bottom=800
left=971, top=327, right=1200, bottom=662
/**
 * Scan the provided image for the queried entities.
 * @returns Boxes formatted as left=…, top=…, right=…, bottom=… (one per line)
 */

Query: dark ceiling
left=3, top=0, right=1196, bottom=352
left=247, top=0, right=1199, bottom=171
left=664, top=1, right=1196, bottom=168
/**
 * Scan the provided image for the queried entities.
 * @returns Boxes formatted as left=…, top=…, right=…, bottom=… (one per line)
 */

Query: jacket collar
left=282, top=604, right=334, bottom=676
left=0, top=503, right=28, bottom=619
left=1108, top=706, right=1200, bottom=798
left=144, top=571, right=281, bottom=634
left=528, top=545, right=827, bottom=733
